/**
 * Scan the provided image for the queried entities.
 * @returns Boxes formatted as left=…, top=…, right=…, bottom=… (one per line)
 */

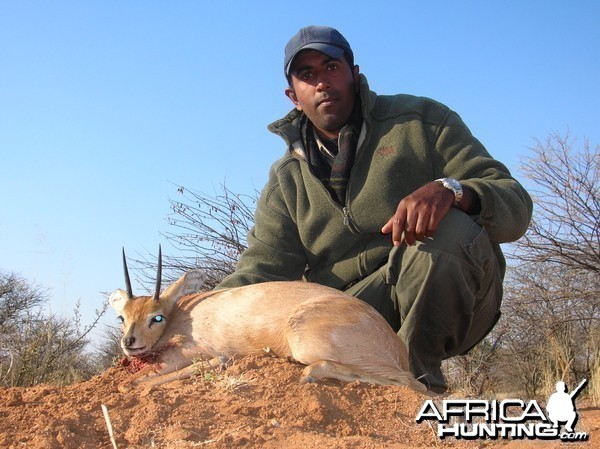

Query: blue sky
left=1, top=1, right=598, bottom=341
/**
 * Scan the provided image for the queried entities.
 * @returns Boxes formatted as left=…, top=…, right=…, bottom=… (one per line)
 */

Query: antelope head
left=108, top=246, right=206, bottom=357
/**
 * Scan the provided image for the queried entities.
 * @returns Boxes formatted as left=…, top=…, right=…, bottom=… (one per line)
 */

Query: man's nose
left=316, top=74, right=331, bottom=91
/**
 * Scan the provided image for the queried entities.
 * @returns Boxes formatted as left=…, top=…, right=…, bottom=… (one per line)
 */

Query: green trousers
left=344, top=208, right=502, bottom=391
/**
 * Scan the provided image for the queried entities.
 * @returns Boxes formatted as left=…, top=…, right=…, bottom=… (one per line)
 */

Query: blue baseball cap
left=284, top=26, right=354, bottom=76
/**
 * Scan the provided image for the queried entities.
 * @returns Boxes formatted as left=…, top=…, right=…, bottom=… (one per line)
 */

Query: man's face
left=285, top=50, right=359, bottom=139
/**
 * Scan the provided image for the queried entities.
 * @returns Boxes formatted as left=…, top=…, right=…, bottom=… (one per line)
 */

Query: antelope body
left=109, top=250, right=426, bottom=393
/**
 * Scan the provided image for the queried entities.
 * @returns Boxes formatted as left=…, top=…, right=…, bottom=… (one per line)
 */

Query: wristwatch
left=435, top=178, right=463, bottom=205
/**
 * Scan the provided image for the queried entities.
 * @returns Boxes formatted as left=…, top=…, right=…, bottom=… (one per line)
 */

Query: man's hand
left=381, top=181, right=455, bottom=246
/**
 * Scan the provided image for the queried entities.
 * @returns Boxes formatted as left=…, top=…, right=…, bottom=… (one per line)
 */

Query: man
left=217, top=26, right=532, bottom=392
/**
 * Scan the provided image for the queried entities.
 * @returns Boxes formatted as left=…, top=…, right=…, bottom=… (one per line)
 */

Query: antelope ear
left=179, top=269, right=207, bottom=295
left=109, top=289, right=129, bottom=314
left=160, top=269, right=206, bottom=304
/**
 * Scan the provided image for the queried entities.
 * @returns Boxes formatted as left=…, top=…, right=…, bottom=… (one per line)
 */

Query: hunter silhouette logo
left=546, top=379, right=587, bottom=434
left=416, top=378, right=589, bottom=442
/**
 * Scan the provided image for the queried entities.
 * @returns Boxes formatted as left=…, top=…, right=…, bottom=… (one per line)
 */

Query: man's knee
left=422, top=208, right=486, bottom=257
left=391, top=209, right=503, bottom=359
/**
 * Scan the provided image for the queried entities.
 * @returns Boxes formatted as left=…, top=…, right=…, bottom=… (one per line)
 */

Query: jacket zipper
left=292, top=148, right=356, bottom=230
left=343, top=207, right=350, bottom=226
left=290, top=134, right=367, bottom=232
left=341, top=121, right=369, bottom=231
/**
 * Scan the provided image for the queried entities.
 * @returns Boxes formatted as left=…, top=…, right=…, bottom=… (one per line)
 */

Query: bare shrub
left=93, top=322, right=123, bottom=369
left=1, top=271, right=108, bottom=387
left=500, top=264, right=598, bottom=397
left=515, top=131, right=599, bottom=273
left=502, top=132, right=599, bottom=400
left=443, top=331, right=506, bottom=397
left=131, top=183, right=257, bottom=290
left=0, top=271, right=46, bottom=330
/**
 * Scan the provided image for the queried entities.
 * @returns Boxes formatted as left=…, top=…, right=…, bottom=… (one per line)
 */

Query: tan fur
left=109, top=270, right=426, bottom=393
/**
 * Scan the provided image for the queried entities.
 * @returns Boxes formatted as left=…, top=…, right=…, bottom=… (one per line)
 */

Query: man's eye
left=327, top=63, right=339, bottom=71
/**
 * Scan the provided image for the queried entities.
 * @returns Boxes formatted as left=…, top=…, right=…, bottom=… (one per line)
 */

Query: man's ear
left=285, top=87, right=302, bottom=111
left=353, top=64, right=360, bottom=92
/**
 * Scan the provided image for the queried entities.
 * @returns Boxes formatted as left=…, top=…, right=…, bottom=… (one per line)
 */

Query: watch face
left=447, top=179, right=461, bottom=191
left=438, top=178, right=462, bottom=204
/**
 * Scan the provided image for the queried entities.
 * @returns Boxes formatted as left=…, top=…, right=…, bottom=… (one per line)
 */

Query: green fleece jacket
left=217, top=75, right=532, bottom=290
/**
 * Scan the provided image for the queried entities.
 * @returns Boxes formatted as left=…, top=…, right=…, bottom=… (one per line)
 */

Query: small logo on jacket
left=376, top=146, right=395, bottom=157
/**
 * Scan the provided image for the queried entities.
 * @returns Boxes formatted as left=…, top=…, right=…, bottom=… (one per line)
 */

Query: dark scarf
left=301, top=100, right=362, bottom=205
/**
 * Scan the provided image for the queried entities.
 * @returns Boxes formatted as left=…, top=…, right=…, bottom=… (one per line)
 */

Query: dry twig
left=101, top=404, right=118, bottom=449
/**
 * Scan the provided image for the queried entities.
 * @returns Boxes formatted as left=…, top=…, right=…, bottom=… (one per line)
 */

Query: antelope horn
left=154, top=245, right=162, bottom=302
left=122, top=247, right=134, bottom=299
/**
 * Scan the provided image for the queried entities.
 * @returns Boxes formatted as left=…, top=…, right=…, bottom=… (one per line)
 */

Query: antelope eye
left=152, top=315, right=165, bottom=324
left=117, top=316, right=124, bottom=324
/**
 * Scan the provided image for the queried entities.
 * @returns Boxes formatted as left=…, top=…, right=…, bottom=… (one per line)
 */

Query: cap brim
left=285, top=43, right=346, bottom=75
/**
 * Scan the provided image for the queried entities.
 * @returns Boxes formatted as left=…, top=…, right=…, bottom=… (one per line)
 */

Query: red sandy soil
left=0, top=354, right=598, bottom=448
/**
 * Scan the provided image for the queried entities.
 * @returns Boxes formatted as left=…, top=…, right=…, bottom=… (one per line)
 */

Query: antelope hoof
left=299, top=375, right=316, bottom=384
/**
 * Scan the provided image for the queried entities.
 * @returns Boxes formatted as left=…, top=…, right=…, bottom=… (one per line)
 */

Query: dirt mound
left=0, top=354, right=597, bottom=448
